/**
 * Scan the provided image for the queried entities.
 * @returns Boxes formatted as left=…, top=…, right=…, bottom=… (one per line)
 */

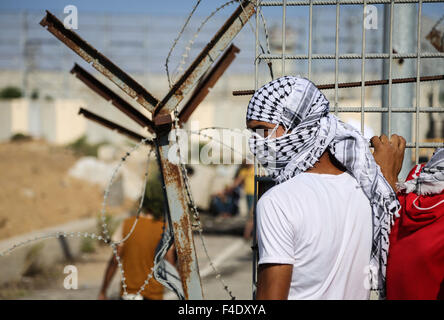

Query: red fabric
left=386, top=164, right=444, bottom=300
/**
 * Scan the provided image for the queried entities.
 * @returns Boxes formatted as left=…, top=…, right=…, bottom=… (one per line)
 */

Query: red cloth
left=386, top=164, right=444, bottom=300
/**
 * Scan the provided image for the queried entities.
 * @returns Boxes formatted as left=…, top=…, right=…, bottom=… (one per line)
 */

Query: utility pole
left=21, top=11, right=28, bottom=99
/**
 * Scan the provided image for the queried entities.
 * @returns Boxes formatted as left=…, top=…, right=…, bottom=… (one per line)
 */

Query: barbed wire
left=187, top=127, right=249, bottom=157
left=100, top=142, right=154, bottom=297
left=0, top=124, right=248, bottom=299
left=173, top=110, right=236, bottom=299
left=239, top=0, right=274, bottom=78
left=168, top=0, right=273, bottom=88
left=165, top=0, right=203, bottom=88
left=0, top=137, right=156, bottom=299
left=1, top=1, right=261, bottom=301
left=170, top=0, right=238, bottom=84
left=0, top=137, right=150, bottom=257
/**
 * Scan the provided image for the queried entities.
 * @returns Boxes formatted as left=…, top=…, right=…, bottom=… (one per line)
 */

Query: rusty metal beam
left=40, top=11, right=159, bottom=112
left=179, top=44, right=240, bottom=124
left=71, top=64, right=155, bottom=133
left=154, top=0, right=255, bottom=117
left=232, top=74, right=444, bottom=96
left=78, top=108, right=150, bottom=143
left=63, top=2, right=254, bottom=300
left=154, top=131, right=203, bottom=299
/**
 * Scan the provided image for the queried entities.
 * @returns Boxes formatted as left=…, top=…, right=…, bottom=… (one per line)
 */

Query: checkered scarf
left=247, top=76, right=400, bottom=298
left=397, top=148, right=444, bottom=195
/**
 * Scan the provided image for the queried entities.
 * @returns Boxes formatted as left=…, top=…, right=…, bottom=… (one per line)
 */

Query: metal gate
left=247, top=0, right=444, bottom=298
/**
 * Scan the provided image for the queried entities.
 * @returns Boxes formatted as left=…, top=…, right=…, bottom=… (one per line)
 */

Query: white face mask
left=248, top=123, right=319, bottom=180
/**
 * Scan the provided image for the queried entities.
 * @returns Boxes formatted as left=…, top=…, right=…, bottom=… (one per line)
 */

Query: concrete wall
left=0, top=99, right=29, bottom=141
left=0, top=98, right=87, bottom=145
left=41, top=99, right=87, bottom=144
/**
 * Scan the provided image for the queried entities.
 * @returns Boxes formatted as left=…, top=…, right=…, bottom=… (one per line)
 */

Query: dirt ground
left=1, top=234, right=252, bottom=300
left=0, top=139, right=132, bottom=240
left=0, top=244, right=121, bottom=300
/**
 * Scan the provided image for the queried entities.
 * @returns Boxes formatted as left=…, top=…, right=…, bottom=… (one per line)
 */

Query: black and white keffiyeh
left=153, top=223, right=185, bottom=300
left=397, top=148, right=444, bottom=195
left=246, top=76, right=401, bottom=297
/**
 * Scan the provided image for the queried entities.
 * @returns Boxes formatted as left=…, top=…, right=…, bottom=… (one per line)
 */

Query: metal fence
left=251, top=0, right=444, bottom=297
left=252, top=0, right=444, bottom=171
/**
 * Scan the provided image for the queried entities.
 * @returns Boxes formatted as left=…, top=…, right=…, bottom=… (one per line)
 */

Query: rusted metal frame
left=154, top=127, right=203, bottom=300
left=40, top=11, right=159, bottom=112
left=232, top=74, right=444, bottom=96
left=71, top=63, right=155, bottom=133
left=66, top=2, right=253, bottom=299
left=153, top=0, right=255, bottom=117
left=148, top=1, right=255, bottom=299
left=179, top=44, right=240, bottom=123
left=78, top=108, right=150, bottom=143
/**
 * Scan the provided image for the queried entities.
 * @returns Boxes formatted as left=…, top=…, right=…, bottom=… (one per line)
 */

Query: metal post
left=361, top=1, right=367, bottom=134
left=252, top=0, right=261, bottom=300
left=155, top=129, right=204, bottom=300
left=308, top=0, right=313, bottom=79
left=382, top=3, right=416, bottom=180
left=282, top=0, right=287, bottom=76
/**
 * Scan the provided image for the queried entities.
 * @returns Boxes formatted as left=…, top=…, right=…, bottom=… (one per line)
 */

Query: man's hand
left=370, top=134, right=406, bottom=191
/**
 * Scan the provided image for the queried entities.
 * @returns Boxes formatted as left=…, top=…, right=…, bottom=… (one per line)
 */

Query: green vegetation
left=22, top=243, right=45, bottom=277
left=10, top=133, right=32, bottom=142
left=0, top=86, right=22, bottom=99
left=30, top=89, right=39, bottom=100
left=80, top=236, right=96, bottom=253
left=142, top=164, right=165, bottom=221
left=67, top=135, right=108, bottom=157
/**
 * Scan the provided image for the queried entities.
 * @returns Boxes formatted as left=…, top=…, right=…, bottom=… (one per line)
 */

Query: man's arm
left=371, top=134, right=406, bottom=191
left=256, top=264, right=293, bottom=300
left=98, top=245, right=123, bottom=300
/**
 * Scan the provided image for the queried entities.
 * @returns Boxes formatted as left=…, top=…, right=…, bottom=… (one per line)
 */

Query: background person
left=98, top=172, right=176, bottom=300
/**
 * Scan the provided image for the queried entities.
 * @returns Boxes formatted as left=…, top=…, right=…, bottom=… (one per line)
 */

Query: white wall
left=40, top=99, right=87, bottom=145
left=0, top=98, right=29, bottom=141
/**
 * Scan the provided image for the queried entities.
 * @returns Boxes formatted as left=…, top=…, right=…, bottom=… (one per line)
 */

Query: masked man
left=246, top=76, right=405, bottom=299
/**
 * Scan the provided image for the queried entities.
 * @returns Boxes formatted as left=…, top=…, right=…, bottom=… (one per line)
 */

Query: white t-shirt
left=257, top=171, right=372, bottom=300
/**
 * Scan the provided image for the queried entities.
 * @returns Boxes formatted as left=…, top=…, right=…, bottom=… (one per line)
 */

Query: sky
left=0, top=0, right=234, bottom=16
left=0, top=0, right=442, bottom=20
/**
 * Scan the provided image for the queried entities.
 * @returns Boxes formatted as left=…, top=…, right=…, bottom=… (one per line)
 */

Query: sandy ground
left=0, top=139, right=253, bottom=300
left=0, top=140, right=132, bottom=240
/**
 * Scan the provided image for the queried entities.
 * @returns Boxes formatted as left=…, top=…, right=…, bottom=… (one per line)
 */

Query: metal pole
left=253, top=0, right=260, bottom=299
left=308, top=0, right=313, bottom=79
left=155, top=129, right=204, bottom=300
left=282, top=0, right=287, bottom=76
left=382, top=3, right=416, bottom=181
left=361, top=1, right=367, bottom=134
